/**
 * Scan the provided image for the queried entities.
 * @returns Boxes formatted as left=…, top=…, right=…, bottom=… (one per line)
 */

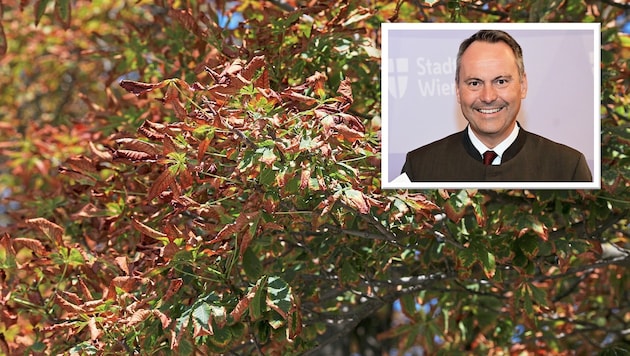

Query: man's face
left=456, top=41, right=528, bottom=148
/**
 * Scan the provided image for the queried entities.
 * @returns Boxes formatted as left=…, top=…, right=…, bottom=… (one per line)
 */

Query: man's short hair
left=455, top=30, right=525, bottom=83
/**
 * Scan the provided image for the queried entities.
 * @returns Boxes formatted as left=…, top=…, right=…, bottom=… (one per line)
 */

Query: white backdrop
left=382, top=23, right=600, bottom=189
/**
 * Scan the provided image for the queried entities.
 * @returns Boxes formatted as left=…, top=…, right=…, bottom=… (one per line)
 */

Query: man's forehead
left=461, top=41, right=516, bottom=60
left=460, top=42, right=519, bottom=72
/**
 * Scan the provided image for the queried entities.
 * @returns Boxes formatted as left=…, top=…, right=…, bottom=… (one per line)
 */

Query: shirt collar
left=467, top=124, right=520, bottom=165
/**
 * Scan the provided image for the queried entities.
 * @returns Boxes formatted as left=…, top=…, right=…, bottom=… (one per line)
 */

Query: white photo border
left=381, top=22, right=601, bottom=190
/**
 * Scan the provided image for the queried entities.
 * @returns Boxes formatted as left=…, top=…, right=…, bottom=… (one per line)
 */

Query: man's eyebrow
left=463, top=74, right=514, bottom=82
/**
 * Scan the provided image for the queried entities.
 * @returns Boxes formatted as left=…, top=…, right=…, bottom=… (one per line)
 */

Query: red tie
left=483, top=150, right=498, bottom=165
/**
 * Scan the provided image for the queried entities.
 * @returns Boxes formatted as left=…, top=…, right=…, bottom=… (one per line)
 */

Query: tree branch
left=600, top=0, right=630, bottom=10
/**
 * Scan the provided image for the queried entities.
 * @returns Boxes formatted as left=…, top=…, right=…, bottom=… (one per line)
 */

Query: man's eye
left=495, top=78, right=509, bottom=86
left=467, top=81, right=480, bottom=87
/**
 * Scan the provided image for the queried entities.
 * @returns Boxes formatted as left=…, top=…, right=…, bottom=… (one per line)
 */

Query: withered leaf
left=162, top=278, right=184, bottom=302
left=13, top=237, right=47, bottom=256
left=88, top=317, right=101, bottom=341
left=336, top=78, right=354, bottom=105
left=65, top=155, right=96, bottom=174
left=115, top=138, right=159, bottom=156
left=241, top=55, right=266, bottom=81
left=71, top=203, right=100, bottom=219
left=0, top=21, right=6, bottom=58
left=120, top=79, right=167, bottom=96
left=230, top=283, right=259, bottom=322
left=114, top=149, right=154, bottom=161
left=54, top=293, right=85, bottom=314
left=88, top=141, right=113, bottom=161
left=147, top=169, right=176, bottom=201
left=25, top=218, right=64, bottom=246
left=131, top=217, right=168, bottom=240
left=341, top=189, right=370, bottom=214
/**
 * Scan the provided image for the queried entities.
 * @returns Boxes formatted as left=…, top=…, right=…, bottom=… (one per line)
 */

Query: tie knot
left=483, top=150, right=498, bottom=165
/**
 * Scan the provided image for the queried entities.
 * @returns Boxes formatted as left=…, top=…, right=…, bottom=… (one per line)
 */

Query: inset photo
left=381, top=23, right=600, bottom=189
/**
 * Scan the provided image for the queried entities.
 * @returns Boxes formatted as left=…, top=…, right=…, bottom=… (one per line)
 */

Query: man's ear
left=520, top=73, right=528, bottom=99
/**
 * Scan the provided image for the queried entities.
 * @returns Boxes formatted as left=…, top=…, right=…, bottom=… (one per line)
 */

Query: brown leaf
left=54, top=294, right=85, bottom=314
left=127, top=309, right=152, bottom=327
left=88, top=317, right=101, bottom=341
left=299, top=164, right=311, bottom=190
left=169, top=8, right=206, bottom=37
left=65, top=155, right=96, bottom=174
left=147, top=169, right=176, bottom=201
left=13, top=237, right=47, bottom=256
left=77, top=278, right=94, bottom=301
left=71, top=203, right=100, bottom=219
left=197, top=138, right=211, bottom=162
left=162, top=135, right=178, bottom=155
left=114, top=256, right=130, bottom=275
left=26, top=218, right=64, bottom=245
left=230, top=284, right=259, bottom=322
left=255, top=68, right=270, bottom=89
left=0, top=233, right=16, bottom=260
left=89, top=141, right=113, bottom=161
left=0, top=22, right=6, bottom=58
left=170, top=98, right=188, bottom=120
left=336, top=78, right=353, bottom=105
left=120, top=80, right=167, bottom=96
left=0, top=333, right=8, bottom=356
left=153, top=310, right=171, bottom=329
left=341, top=189, right=370, bottom=214
left=114, top=149, right=154, bottom=161
left=138, top=121, right=166, bottom=140
left=280, top=90, right=317, bottom=106
left=162, top=278, right=183, bottom=302
left=115, top=138, right=159, bottom=156
left=241, top=55, right=266, bottom=81
left=59, top=290, right=82, bottom=305
left=131, top=217, right=168, bottom=240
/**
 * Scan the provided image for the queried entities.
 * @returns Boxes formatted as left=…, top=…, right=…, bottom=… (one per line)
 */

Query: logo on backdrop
left=388, top=58, right=409, bottom=99
left=389, top=57, right=458, bottom=99
left=417, top=57, right=457, bottom=97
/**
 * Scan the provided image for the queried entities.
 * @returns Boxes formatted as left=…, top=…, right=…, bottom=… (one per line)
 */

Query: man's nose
left=480, top=85, right=498, bottom=103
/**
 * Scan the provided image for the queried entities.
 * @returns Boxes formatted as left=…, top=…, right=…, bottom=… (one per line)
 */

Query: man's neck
left=467, top=124, right=520, bottom=164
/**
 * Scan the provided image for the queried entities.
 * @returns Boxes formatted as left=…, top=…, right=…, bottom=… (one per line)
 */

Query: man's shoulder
left=523, top=131, right=585, bottom=158
left=407, top=131, right=465, bottom=157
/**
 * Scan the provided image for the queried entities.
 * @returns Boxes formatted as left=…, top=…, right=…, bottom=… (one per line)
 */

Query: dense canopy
left=0, top=1, right=629, bottom=355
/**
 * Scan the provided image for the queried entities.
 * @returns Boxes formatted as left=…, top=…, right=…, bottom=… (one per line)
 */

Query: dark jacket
left=401, top=127, right=592, bottom=182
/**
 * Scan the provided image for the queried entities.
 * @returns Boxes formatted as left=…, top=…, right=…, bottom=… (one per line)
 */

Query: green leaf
left=259, top=166, right=276, bottom=186
left=0, top=22, right=6, bottom=57
left=208, top=325, right=232, bottom=348
left=340, top=260, right=359, bottom=285
left=527, top=282, right=547, bottom=307
left=518, top=234, right=540, bottom=259
left=399, top=294, right=418, bottom=319
left=243, top=247, right=263, bottom=280
left=192, top=302, right=213, bottom=336
left=35, top=0, right=52, bottom=26
left=250, top=276, right=268, bottom=321
left=458, top=247, right=476, bottom=269
left=267, top=276, right=292, bottom=315
left=55, top=0, right=71, bottom=29
left=479, top=250, right=496, bottom=278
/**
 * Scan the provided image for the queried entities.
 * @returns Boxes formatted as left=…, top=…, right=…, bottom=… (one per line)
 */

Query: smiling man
left=400, top=30, right=592, bottom=182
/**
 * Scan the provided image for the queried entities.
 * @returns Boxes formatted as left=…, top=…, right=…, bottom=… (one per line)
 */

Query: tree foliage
left=0, top=0, right=629, bottom=355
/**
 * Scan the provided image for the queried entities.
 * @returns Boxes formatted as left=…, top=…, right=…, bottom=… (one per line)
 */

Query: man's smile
left=476, top=107, right=505, bottom=114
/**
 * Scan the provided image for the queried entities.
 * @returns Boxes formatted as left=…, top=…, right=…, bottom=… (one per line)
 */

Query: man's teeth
left=478, top=107, right=502, bottom=114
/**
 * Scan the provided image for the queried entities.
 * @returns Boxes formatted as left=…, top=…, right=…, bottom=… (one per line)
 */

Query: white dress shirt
left=467, top=124, right=520, bottom=165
